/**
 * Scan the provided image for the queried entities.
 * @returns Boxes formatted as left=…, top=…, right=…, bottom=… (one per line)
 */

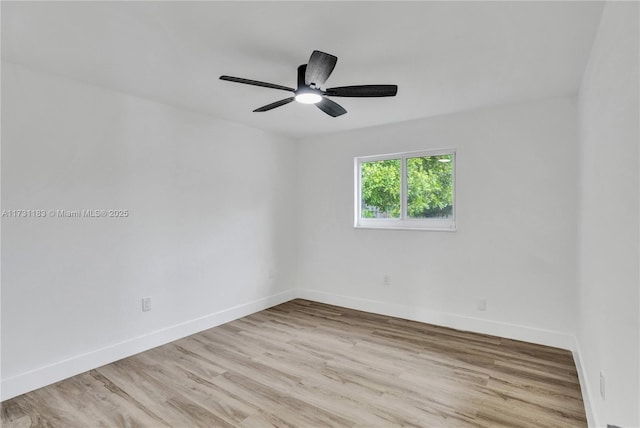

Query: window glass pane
left=361, top=159, right=401, bottom=219
left=406, top=154, right=454, bottom=219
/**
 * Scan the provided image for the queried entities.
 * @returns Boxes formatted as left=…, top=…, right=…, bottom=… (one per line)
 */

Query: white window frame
left=354, top=149, right=456, bottom=231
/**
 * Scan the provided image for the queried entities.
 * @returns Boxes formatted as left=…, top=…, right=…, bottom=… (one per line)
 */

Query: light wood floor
left=1, top=299, right=586, bottom=427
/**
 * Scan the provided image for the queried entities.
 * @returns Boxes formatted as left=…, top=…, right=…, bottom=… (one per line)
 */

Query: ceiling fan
left=220, top=50, right=398, bottom=117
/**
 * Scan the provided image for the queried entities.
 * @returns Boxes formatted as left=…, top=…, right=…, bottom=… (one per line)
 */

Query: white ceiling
left=2, top=1, right=604, bottom=139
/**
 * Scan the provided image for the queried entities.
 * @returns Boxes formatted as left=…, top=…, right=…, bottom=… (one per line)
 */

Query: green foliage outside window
left=361, top=154, right=453, bottom=219
left=361, top=159, right=401, bottom=218
left=406, top=155, right=453, bottom=218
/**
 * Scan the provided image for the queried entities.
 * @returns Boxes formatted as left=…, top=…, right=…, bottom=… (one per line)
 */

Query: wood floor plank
left=1, top=299, right=587, bottom=427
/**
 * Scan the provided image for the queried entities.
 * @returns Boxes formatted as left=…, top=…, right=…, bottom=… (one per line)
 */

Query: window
left=355, top=149, right=455, bottom=230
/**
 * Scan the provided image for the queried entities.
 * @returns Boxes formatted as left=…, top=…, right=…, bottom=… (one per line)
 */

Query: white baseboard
left=0, top=289, right=297, bottom=401
left=296, top=288, right=576, bottom=351
left=2, top=286, right=588, bottom=419
left=573, top=338, right=599, bottom=428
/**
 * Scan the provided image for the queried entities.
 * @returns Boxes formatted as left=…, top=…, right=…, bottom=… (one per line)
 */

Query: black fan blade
left=305, top=51, right=337, bottom=87
left=253, top=97, right=295, bottom=112
left=326, top=85, right=398, bottom=97
left=297, top=65, right=307, bottom=88
left=220, top=76, right=294, bottom=92
left=316, top=98, right=347, bottom=117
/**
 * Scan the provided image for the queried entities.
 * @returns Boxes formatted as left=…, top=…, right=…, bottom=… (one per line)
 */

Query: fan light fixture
left=295, top=92, right=322, bottom=104
left=220, top=50, right=398, bottom=117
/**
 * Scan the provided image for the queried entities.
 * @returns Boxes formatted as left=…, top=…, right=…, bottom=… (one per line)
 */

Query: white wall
left=3, top=8, right=637, bottom=424
left=296, top=97, right=579, bottom=347
left=1, top=62, right=298, bottom=399
left=577, top=2, right=639, bottom=427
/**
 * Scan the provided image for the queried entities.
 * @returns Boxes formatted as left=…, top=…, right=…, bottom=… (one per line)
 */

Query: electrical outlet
left=142, top=297, right=152, bottom=312
left=600, top=371, right=605, bottom=400
left=477, top=298, right=487, bottom=311
left=383, top=275, right=391, bottom=286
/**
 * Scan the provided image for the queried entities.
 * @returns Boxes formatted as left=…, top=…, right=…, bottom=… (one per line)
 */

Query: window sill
left=354, top=220, right=456, bottom=232
left=354, top=225, right=457, bottom=232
